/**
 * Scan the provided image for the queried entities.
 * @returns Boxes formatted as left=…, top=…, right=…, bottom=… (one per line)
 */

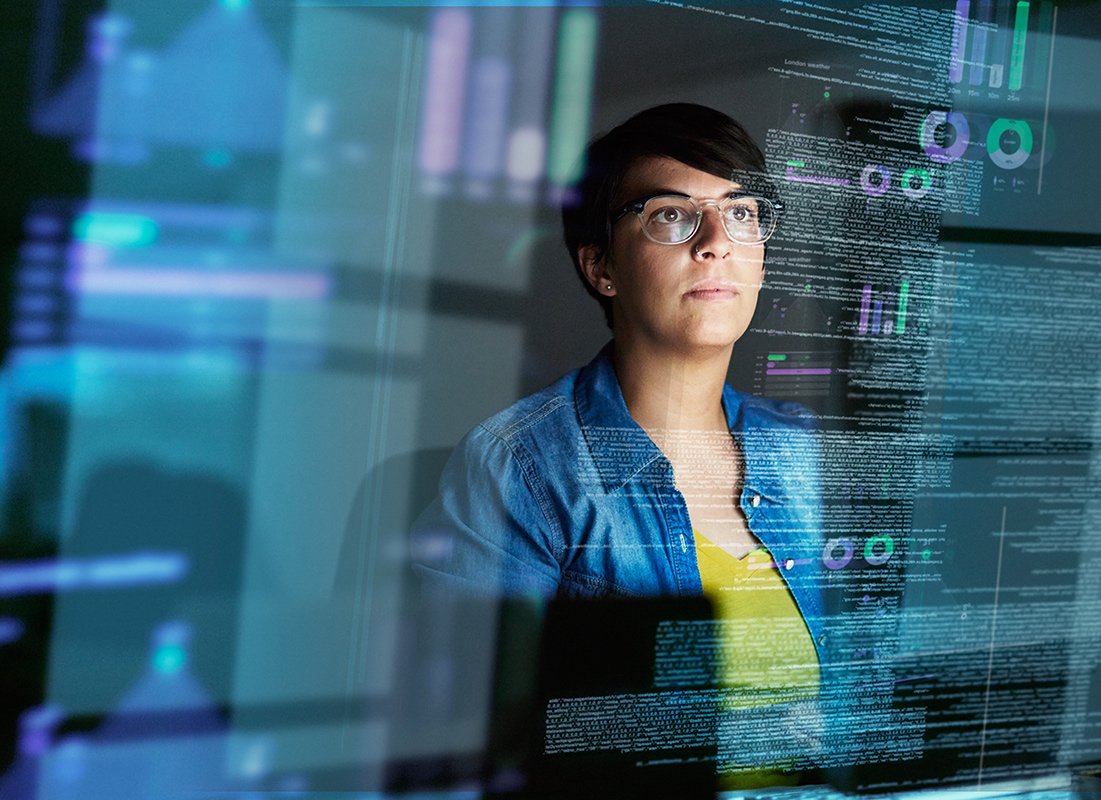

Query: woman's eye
left=651, top=206, right=687, bottom=224
left=727, top=204, right=758, bottom=225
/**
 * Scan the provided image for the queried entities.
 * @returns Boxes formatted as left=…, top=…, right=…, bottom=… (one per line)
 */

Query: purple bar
left=748, top=557, right=813, bottom=571
left=419, top=9, right=473, bottom=177
left=766, top=368, right=832, bottom=376
left=859, top=284, right=872, bottom=334
left=872, top=298, right=883, bottom=334
left=949, top=0, right=970, bottom=83
left=970, top=25, right=989, bottom=84
left=464, top=57, right=512, bottom=181
left=0, top=552, right=188, bottom=596
left=72, top=267, right=330, bottom=298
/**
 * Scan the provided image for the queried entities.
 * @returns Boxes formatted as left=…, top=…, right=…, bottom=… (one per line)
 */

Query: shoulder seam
left=488, top=394, right=571, bottom=441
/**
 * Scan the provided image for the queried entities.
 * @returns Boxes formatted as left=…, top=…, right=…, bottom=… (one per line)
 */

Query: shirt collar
left=574, top=342, right=663, bottom=492
left=574, top=341, right=790, bottom=502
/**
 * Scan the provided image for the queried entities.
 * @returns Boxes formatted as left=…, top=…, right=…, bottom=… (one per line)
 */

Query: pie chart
left=921, top=111, right=970, bottom=163
left=987, top=118, right=1033, bottom=169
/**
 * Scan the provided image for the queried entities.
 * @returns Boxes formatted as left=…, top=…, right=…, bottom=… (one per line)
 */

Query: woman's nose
left=691, top=204, right=733, bottom=259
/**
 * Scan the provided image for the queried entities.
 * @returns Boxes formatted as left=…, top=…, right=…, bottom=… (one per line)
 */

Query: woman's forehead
left=616, top=156, right=744, bottom=203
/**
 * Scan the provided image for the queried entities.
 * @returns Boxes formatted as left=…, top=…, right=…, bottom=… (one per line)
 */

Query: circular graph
left=823, top=537, right=855, bottom=570
left=921, top=111, right=970, bottom=163
left=901, top=168, right=932, bottom=200
left=987, top=118, right=1033, bottom=169
left=860, top=164, right=891, bottom=196
left=863, top=534, right=895, bottom=566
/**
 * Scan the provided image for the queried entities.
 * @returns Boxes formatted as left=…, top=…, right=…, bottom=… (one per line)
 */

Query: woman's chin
left=617, top=315, right=750, bottom=356
left=670, top=309, right=753, bottom=351
left=670, top=326, right=745, bottom=355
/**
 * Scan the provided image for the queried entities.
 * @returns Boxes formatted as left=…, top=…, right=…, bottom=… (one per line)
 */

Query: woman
left=411, top=103, right=825, bottom=782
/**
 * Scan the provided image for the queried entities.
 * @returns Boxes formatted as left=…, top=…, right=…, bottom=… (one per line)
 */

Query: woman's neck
left=612, top=335, right=733, bottom=435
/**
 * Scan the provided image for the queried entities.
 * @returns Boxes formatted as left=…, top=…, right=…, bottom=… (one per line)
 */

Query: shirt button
left=751, top=494, right=761, bottom=508
left=680, top=533, right=688, bottom=553
left=783, top=558, right=795, bottom=570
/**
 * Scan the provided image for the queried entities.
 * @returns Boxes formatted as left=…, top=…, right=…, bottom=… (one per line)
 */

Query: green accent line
left=72, top=213, right=158, bottom=247
left=786, top=160, right=805, bottom=167
left=1010, top=1, right=1030, bottom=91
left=767, top=354, right=787, bottom=361
left=896, top=281, right=910, bottom=334
left=546, top=9, right=599, bottom=186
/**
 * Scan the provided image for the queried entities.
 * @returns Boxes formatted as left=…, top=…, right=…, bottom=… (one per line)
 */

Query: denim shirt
left=411, top=343, right=826, bottom=658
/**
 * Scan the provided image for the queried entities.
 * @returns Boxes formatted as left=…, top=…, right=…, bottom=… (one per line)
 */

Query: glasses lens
left=723, top=197, right=775, bottom=244
left=640, top=197, right=698, bottom=244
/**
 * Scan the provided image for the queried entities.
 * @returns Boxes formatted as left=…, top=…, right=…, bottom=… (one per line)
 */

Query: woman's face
left=581, top=156, right=766, bottom=356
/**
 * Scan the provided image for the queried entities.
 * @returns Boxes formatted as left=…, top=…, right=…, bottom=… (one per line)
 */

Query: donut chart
left=860, top=164, right=891, bottom=196
left=864, top=534, right=895, bottom=566
left=921, top=111, right=970, bottom=163
left=823, top=537, right=855, bottom=570
left=987, top=118, right=1033, bottom=169
left=901, top=168, right=932, bottom=200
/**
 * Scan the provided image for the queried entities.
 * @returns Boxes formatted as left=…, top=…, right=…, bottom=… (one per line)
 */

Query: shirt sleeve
left=409, top=424, right=563, bottom=598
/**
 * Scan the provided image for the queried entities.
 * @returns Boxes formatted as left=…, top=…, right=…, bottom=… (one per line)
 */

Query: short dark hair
left=561, top=103, right=776, bottom=330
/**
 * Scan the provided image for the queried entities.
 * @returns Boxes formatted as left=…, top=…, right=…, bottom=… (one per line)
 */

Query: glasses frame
left=609, top=192, right=784, bottom=246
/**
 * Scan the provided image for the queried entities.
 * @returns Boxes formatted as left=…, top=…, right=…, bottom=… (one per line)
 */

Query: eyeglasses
left=609, top=193, right=783, bottom=246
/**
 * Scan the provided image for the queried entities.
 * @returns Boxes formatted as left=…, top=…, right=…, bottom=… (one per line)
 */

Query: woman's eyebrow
left=632, top=187, right=686, bottom=199
left=626, top=184, right=748, bottom=202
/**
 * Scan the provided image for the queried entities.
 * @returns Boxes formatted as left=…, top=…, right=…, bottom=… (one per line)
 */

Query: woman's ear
left=579, top=245, right=616, bottom=297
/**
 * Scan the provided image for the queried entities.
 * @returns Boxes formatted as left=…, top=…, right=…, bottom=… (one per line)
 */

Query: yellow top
left=694, top=530, right=821, bottom=788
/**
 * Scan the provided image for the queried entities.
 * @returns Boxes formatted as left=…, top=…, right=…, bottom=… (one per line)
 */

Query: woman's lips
left=684, top=282, right=739, bottom=300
